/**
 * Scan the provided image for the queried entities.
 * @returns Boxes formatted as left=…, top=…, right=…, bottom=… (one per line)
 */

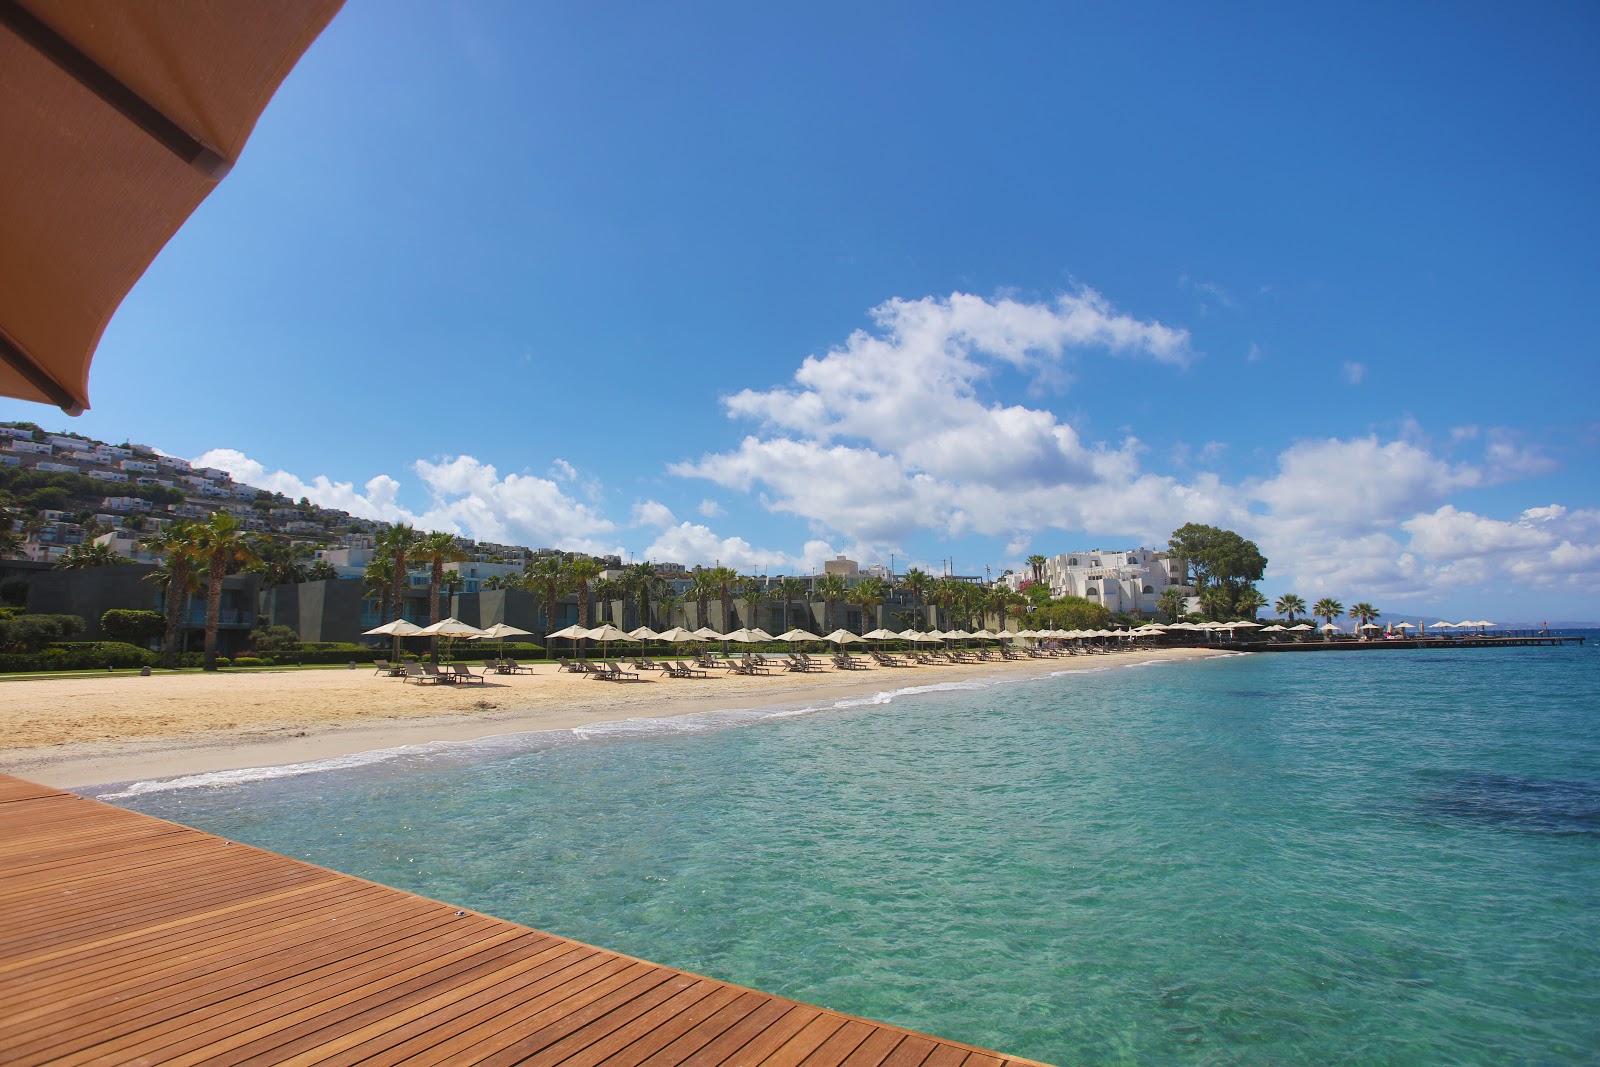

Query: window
left=1069, top=558, right=1078, bottom=566
left=1143, top=585, right=1154, bottom=594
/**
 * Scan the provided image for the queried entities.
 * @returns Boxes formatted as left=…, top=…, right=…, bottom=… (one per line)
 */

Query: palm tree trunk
left=202, top=553, right=224, bottom=671
left=429, top=561, right=443, bottom=663
left=161, top=562, right=187, bottom=669
left=390, top=550, right=406, bottom=660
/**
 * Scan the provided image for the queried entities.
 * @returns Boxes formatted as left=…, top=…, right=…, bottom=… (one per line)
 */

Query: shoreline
left=0, top=648, right=1231, bottom=790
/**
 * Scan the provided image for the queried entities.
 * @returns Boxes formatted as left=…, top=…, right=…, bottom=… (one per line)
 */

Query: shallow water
left=106, top=641, right=1600, bottom=1065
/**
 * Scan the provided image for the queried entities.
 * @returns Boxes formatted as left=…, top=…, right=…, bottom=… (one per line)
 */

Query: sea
left=94, top=635, right=1600, bottom=1066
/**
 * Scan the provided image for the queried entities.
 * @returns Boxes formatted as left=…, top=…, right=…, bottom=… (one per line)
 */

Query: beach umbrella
left=362, top=619, right=423, bottom=637
left=1289, top=623, right=1313, bottom=631
left=897, top=629, right=936, bottom=642
left=722, top=627, right=775, bottom=644
left=1392, top=621, right=1413, bottom=630
left=1431, top=621, right=1455, bottom=629
left=546, top=623, right=592, bottom=658
left=415, top=617, right=487, bottom=638
left=775, top=627, right=820, bottom=643
left=1320, top=623, right=1342, bottom=632
left=1231, top=620, right=1262, bottom=628
left=584, top=623, right=630, bottom=659
left=467, top=621, right=534, bottom=659
left=0, top=0, right=344, bottom=414
left=1360, top=622, right=1383, bottom=630
left=1260, top=624, right=1285, bottom=632
left=692, top=626, right=727, bottom=641
left=627, top=626, right=662, bottom=640
left=860, top=628, right=899, bottom=640
left=823, top=629, right=864, bottom=644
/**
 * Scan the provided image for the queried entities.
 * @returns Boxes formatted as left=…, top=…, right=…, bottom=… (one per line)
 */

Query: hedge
left=0, top=641, right=157, bottom=672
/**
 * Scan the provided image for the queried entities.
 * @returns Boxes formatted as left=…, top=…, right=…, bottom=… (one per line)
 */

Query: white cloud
left=641, top=521, right=835, bottom=574
left=697, top=499, right=725, bottom=518
left=632, top=499, right=676, bottom=528
left=193, top=448, right=619, bottom=555
left=1342, top=361, right=1366, bottom=385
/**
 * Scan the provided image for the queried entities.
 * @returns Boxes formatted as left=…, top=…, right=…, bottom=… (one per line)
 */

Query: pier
left=1233, top=632, right=1585, bottom=653
left=0, top=774, right=1048, bottom=1067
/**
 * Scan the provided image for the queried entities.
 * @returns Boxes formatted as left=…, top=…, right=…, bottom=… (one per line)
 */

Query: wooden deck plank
left=0, top=775, right=1051, bottom=1067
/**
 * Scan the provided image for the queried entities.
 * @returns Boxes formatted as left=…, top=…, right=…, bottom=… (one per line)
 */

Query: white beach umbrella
left=1392, top=621, right=1413, bottom=630
left=1260, top=624, right=1285, bottom=632
left=1231, top=620, right=1262, bottom=628
left=655, top=626, right=700, bottom=643
left=1320, top=623, right=1342, bottom=632
left=1360, top=622, right=1383, bottom=630
left=415, top=617, right=487, bottom=638
left=1013, top=629, right=1038, bottom=639
left=971, top=628, right=998, bottom=640
left=824, top=629, right=864, bottom=644
left=363, top=619, right=423, bottom=637
left=1473, top=620, right=1495, bottom=627
left=469, top=621, right=535, bottom=657
left=583, top=623, right=631, bottom=658
left=1453, top=621, right=1476, bottom=628
left=898, top=629, right=937, bottom=642
left=722, top=627, right=771, bottom=644
left=775, top=628, right=820, bottom=642
left=692, top=626, right=727, bottom=641
left=1289, top=624, right=1313, bottom=631
left=627, top=626, right=662, bottom=641
left=860, top=628, right=899, bottom=640
left=1431, top=621, right=1455, bottom=629
left=547, top=624, right=592, bottom=641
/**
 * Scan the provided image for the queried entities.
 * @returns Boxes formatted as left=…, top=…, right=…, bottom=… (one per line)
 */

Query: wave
left=90, top=653, right=1207, bottom=800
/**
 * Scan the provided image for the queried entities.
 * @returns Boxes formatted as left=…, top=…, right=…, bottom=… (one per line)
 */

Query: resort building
left=1004, top=547, right=1194, bottom=616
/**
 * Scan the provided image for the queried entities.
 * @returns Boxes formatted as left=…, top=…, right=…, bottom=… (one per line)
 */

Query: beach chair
left=598, top=661, right=643, bottom=682
left=740, top=655, right=773, bottom=674
left=450, top=663, right=485, bottom=684
left=372, top=659, right=405, bottom=677
left=502, top=658, right=535, bottom=674
left=558, top=657, right=591, bottom=673
left=402, top=663, right=440, bottom=685
left=661, top=661, right=708, bottom=678
left=421, top=663, right=455, bottom=683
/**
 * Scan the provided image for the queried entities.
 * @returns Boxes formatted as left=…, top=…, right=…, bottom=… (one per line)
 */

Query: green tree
left=1348, top=602, right=1381, bottom=633
left=363, top=556, right=395, bottom=621
left=775, top=576, right=807, bottom=632
left=624, top=562, right=660, bottom=629
left=706, top=566, right=739, bottom=629
left=374, top=523, right=420, bottom=659
left=901, top=568, right=931, bottom=624
left=1313, top=597, right=1344, bottom=629
left=414, top=531, right=468, bottom=662
left=741, top=576, right=772, bottom=632
left=145, top=521, right=202, bottom=668
left=523, top=555, right=570, bottom=638
left=1026, top=554, right=1047, bottom=585
left=1157, top=586, right=1189, bottom=622
left=814, top=573, right=847, bottom=633
left=568, top=557, right=604, bottom=629
left=306, top=560, right=340, bottom=582
left=1168, top=523, right=1267, bottom=619
left=593, top=577, right=624, bottom=624
left=53, top=542, right=127, bottom=569
left=1275, top=593, right=1307, bottom=623
left=1234, top=588, right=1268, bottom=619
left=848, top=576, right=886, bottom=634
left=194, top=512, right=260, bottom=671
left=0, top=524, right=25, bottom=559
left=688, top=568, right=719, bottom=629
left=100, top=608, right=164, bottom=646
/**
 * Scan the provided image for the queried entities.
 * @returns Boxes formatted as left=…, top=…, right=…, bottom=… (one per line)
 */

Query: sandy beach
left=0, top=648, right=1227, bottom=788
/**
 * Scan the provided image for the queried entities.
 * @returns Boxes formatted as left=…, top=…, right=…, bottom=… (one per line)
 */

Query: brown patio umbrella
left=0, top=0, right=344, bottom=413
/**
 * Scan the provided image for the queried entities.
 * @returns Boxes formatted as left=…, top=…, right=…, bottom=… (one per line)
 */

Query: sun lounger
left=372, top=659, right=405, bottom=677
left=402, top=663, right=440, bottom=685
left=449, top=663, right=485, bottom=684
left=500, top=658, right=535, bottom=673
left=661, top=661, right=708, bottom=678
left=558, top=657, right=594, bottom=673
left=422, top=663, right=455, bottom=683
left=591, top=661, right=642, bottom=682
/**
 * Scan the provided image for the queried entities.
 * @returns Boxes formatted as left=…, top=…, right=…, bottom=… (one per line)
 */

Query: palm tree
left=1348, top=602, right=1380, bottom=634
left=814, top=573, right=847, bottom=633
left=848, top=576, right=886, bottom=634
left=1234, top=588, right=1268, bottom=620
left=593, top=577, right=624, bottom=624
left=568, top=557, right=604, bottom=629
left=523, top=555, right=570, bottom=638
left=994, top=588, right=1027, bottom=629
left=1157, top=586, right=1188, bottom=623
left=1275, top=593, right=1307, bottom=623
left=624, top=561, right=659, bottom=629
left=654, top=588, right=681, bottom=631
left=306, top=560, right=340, bottom=582
left=0, top=524, right=23, bottom=559
left=53, top=542, right=127, bottom=569
left=901, top=568, right=931, bottom=626
left=363, top=556, right=395, bottom=622
left=688, top=568, right=719, bottom=629
left=250, top=537, right=311, bottom=587
left=144, top=520, right=201, bottom=667
left=1313, top=597, right=1344, bottom=629
left=775, top=576, right=807, bottom=632
left=707, top=566, right=739, bottom=629
left=414, top=531, right=467, bottom=662
left=1026, top=554, right=1047, bottom=586
left=194, top=512, right=259, bottom=671
left=374, top=523, right=419, bottom=659
left=741, top=576, right=771, bottom=632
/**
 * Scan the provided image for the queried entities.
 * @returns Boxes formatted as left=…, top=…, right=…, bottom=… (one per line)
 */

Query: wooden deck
left=0, top=775, right=1049, bottom=1067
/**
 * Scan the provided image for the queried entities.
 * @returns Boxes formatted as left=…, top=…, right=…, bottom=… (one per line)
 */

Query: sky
left=5, top=1, right=1598, bottom=620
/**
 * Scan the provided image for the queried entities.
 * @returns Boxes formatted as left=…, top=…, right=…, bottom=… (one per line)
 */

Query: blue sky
left=6, top=1, right=1598, bottom=619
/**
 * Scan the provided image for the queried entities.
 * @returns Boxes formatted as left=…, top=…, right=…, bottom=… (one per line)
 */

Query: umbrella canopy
left=1360, top=622, right=1383, bottom=630
left=362, top=619, right=423, bottom=637
left=1231, top=620, right=1263, bottom=628
left=1391, top=621, right=1413, bottom=630
left=655, top=627, right=701, bottom=643
left=626, top=626, right=662, bottom=641
left=692, top=626, right=727, bottom=640
left=860, top=628, right=899, bottom=640
left=414, top=617, right=486, bottom=638
left=897, top=629, right=937, bottom=642
left=1289, top=623, right=1314, bottom=631
left=1320, top=623, right=1342, bottom=632
left=823, top=629, right=864, bottom=644
left=585, top=624, right=630, bottom=643
left=1, top=0, right=344, bottom=413
left=970, top=629, right=998, bottom=640
left=1260, top=624, right=1285, bottom=632
left=1431, top=621, right=1456, bottom=628
left=721, top=627, right=772, bottom=644
left=774, top=628, right=820, bottom=642
left=546, top=624, right=592, bottom=641
left=470, top=623, right=534, bottom=641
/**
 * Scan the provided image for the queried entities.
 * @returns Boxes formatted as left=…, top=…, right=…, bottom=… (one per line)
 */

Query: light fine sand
left=0, top=649, right=1227, bottom=788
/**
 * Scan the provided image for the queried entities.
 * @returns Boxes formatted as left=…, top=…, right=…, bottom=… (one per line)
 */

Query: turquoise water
left=103, top=641, right=1600, bottom=1065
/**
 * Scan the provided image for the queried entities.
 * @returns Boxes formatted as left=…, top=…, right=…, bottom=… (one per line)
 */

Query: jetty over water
left=1236, top=631, right=1585, bottom=653
left=0, top=775, right=1047, bottom=1067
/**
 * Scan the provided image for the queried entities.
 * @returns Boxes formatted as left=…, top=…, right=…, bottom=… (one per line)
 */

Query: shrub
left=285, top=642, right=382, bottom=665
left=249, top=624, right=302, bottom=653
left=101, top=609, right=164, bottom=645
left=0, top=613, right=86, bottom=653
left=0, top=579, right=27, bottom=608
left=0, top=641, right=157, bottom=672
left=231, top=656, right=265, bottom=667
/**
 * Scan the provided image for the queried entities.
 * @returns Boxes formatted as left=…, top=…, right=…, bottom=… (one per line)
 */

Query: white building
left=47, top=435, right=81, bottom=451
left=120, top=459, right=158, bottom=474
left=93, top=531, right=161, bottom=564
left=1005, top=547, right=1193, bottom=616
left=95, top=444, right=132, bottom=459
left=5, top=440, right=51, bottom=455
left=102, top=496, right=152, bottom=512
left=93, top=470, right=129, bottom=482
left=35, top=461, right=80, bottom=474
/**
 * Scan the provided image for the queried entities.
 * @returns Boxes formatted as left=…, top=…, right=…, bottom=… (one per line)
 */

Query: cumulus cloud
left=193, top=448, right=619, bottom=555
left=1342, top=361, right=1366, bottom=385
left=666, top=288, right=1592, bottom=605
left=698, top=499, right=725, bottom=518
left=641, top=522, right=835, bottom=574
